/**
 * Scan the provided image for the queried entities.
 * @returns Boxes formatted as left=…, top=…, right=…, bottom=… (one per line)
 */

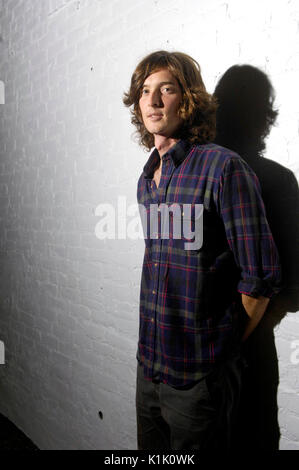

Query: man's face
left=138, top=68, right=183, bottom=139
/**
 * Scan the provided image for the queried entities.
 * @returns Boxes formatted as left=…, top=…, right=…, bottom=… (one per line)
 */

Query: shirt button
left=152, top=290, right=156, bottom=295
left=151, top=318, right=154, bottom=323
left=154, top=263, right=158, bottom=267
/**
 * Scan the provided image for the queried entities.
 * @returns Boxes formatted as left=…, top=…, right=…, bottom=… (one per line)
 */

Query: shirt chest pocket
left=177, top=204, right=204, bottom=252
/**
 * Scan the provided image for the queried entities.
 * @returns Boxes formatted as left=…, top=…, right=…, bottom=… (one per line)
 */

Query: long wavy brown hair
left=123, top=50, right=217, bottom=151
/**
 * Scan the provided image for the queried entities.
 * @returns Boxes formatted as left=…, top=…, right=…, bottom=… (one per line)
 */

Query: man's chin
left=146, top=125, right=165, bottom=135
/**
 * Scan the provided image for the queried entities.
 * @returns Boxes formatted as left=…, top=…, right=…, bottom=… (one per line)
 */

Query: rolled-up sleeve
left=218, top=156, right=282, bottom=298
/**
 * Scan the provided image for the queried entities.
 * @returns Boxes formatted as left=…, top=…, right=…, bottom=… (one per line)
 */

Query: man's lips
left=147, top=113, right=163, bottom=121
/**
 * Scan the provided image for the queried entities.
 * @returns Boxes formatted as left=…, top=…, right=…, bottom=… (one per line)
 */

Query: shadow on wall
left=213, top=65, right=299, bottom=451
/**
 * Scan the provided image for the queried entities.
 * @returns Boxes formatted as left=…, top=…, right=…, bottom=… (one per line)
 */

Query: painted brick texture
left=0, top=0, right=298, bottom=450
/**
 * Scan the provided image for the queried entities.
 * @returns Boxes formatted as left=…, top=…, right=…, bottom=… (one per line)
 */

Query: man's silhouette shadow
left=214, top=65, right=299, bottom=451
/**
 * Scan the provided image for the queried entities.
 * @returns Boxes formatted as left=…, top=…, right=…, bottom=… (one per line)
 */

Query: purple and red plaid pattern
left=137, top=140, right=281, bottom=387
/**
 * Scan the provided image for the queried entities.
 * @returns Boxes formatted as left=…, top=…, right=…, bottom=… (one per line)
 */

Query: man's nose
left=149, top=90, right=162, bottom=107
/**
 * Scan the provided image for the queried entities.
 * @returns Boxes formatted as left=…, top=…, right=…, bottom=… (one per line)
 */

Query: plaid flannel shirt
left=137, top=140, right=281, bottom=387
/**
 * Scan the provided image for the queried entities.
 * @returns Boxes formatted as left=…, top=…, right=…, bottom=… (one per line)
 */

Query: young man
left=123, top=51, right=281, bottom=451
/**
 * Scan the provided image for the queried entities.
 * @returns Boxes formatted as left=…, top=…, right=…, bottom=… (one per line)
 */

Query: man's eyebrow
left=142, top=81, right=177, bottom=88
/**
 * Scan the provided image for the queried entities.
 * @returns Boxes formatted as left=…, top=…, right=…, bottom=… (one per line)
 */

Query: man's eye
left=161, top=87, right=173, bottom=94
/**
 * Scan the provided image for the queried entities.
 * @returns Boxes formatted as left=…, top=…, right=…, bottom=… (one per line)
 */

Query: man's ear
left=178, top=93, right=189, bottom=117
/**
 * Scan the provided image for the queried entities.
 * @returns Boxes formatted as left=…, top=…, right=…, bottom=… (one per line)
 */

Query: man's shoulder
left=191, top=142, right=247, bottom=172
left=193, top=142, right=241, bottom=162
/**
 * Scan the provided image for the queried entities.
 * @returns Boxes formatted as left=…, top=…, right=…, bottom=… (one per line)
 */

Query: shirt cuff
left=238, top=277, right=282, bottom=299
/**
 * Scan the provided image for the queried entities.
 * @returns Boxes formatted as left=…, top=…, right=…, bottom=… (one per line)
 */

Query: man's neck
left=154, top=135, right=180, bottom=158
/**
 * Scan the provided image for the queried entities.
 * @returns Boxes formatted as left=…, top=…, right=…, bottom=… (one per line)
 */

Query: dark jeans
left=136, top=354, right=245, bottom=451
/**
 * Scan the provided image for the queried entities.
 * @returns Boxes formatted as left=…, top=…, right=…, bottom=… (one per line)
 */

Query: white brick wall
left=0, top=0, right=298, bottom=450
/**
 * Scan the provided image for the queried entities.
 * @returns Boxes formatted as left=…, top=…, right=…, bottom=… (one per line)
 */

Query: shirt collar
left=143, top=140, right=193, bottom=179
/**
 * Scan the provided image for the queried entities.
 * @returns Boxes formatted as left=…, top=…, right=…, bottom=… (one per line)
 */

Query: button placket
left=149, top=155, right=176, bottom=377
